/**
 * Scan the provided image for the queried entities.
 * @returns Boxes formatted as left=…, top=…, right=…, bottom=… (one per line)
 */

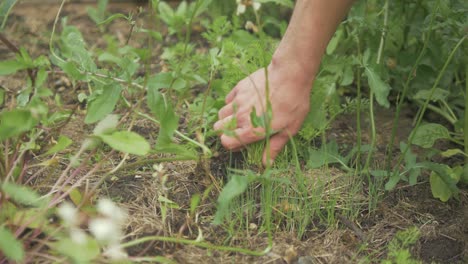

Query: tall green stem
left=364, top=0, right=389, bottom=173
left=464, top=64, right=468, bottom=161
left=385, top=1, right=439, bottom=172
left=387, top=35, right=467, bottom=189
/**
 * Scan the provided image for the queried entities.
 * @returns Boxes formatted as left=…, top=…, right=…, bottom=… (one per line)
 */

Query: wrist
left=270, top=50, right=318, bottom=90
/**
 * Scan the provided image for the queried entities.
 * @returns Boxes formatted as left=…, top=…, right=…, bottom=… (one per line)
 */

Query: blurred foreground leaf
left=99, top=131, right=150, bottom=156
left=0, top=226, right=24, bottom=262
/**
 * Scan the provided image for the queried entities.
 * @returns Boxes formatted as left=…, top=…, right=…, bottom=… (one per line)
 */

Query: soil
left=1, top=1, right=467, bottom=263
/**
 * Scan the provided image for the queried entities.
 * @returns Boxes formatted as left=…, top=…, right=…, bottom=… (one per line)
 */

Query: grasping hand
left=214, top=62, right=313, bottom=166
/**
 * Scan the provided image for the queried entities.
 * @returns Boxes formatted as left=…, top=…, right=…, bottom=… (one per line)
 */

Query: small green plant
left=87, top=0, right=109, bottom=29
left=382, top=227, right=421, bottom=264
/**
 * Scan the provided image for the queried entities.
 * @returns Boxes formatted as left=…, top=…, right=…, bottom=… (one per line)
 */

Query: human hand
left=214, top=62, right=313, bottom=166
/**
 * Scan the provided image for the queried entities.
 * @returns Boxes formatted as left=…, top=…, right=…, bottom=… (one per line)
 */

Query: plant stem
left=364, top=0, right=389, bottom=173
left=137, top=112, right=212, bottom=156
left=49, top=0, right=67, bottom=65
left=354, top=35, right=362, bottom=172
left=385, top=0, right=439, bottom=172
left=3, top=130, right=43, bottom=183
left=121, top=235, right=271, bottom=256
left=396, top=36, right=466, bottom=173
left=413, top=99, right=457, bottom=125
left=465, top=64, right=468, bottom=160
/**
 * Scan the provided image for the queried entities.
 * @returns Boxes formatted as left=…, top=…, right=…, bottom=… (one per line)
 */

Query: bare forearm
left=272, top=0, right=355, bottom=85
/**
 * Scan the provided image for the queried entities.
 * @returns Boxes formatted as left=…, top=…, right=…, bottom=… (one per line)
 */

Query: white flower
left=96, top=199, right=127, bottom=224
left=245, top=21, right=259, bottom=33
left=237, top=2, right=246, bottom=15
left=236, top=0, right=262, bottom=16
left=57, top=202, right=78, bottom=226
left=89, top=218, right=121, bottom=243
left=252, top=1, right=261, bottom=11
left=104, top=244, right=128, bottom=260
left=153, top=163, right=164, bottom=173
left=70, top=228, right=87, bottom=244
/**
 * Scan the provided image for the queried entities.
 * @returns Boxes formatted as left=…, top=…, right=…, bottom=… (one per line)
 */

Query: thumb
left=262, top=132, right=290, bottom=167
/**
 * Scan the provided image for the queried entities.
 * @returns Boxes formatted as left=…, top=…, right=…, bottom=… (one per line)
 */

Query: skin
left=214, top=0, right=355, bottom=166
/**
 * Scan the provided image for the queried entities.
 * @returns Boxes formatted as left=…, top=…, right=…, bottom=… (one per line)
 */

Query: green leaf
left=214, top=173, right=254, bottom=224
left=0, top=109, right=37, bottom=141
left=158, top=2, right=175, bottom=25
left=59, top=25, right=96, bottom=73
left=0, top=60, right=28, bottom=75
left=0, top=88, right=5, bottom=105
left=2, top=182, right=45, bottom=207
left=0, top=0, right=17, bottom=30
left=69, top=188, right=83, bottom=206
left=45, top=135, right=73, bottom=155
left=53, top=236, right=100, bottom=263
left=385, top=172, right=401, bottom=190
left=413, top=88, right=449, bottom=102
left=147, top=80, right=179, bottom=148
left=93, top=114, right=119, bottom=135
left=307, top=140, right=346, bottom=169
left=440, top=148, right=467, bottom=158
left=190, top=194, right=201, bottom=215
left=410, top=123, right=450, bottom=148
left=85, top=84, right=122, bottom=124
left=12, top=209, right=48, bottom=229
left=0, top=226, right=24, bottom=262
left=326, top=27, right=343, bottom=55
left=99, top=131, right=150, bottom=156
left=98, top=13, right=129, bottom=25
left=158, top=196, right=180, bottom=209
left=422, top=162, right=459, bottom=201
left=430, top=171, right=453, bottom=202
left=365, top=66, right=390, bottom=108
left=155, top=144, right=197, bottom=160
left=61, top=61, right=86, bottom=80
left=401, top=142, right=420, bottom=185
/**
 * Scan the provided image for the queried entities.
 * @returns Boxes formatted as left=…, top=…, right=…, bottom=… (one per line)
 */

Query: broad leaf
left=2, top=182, right=45, bottom=207
left=422, top=162, right=460, bottom=201
left=147, top=79, right=179, bottom=148
left=214, top=173, right=254, bottom=224
left=45, top=135, right=73, bottom=155
left=430, top=172, right=453, bottom=202
left=440, top=148, right=466, bottom=158
left=410, top=123, right=449, bottom=148
left=307, top=140, right=346, bottom=169
left=93, top=114, right=119, bottom=135
left=0, top=109, right=37, bottom=141
left=85, top=84, right=122, bottom=124
left=365, top=66, right=390, bottom=108
left=99, top=131, right=150, bottom=156
left=0, top=226, right=24, bottom=262
left=413, top=88, right=449, bottom=102
left=0, top=60, right=28, bottom=75
left=158, top=2, right=175, bottom=25
left=53, top=237, right=100, bottom=263
left=155, top=144, right=197, bottom=160
left=59, top=25, right=97, bottom=73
